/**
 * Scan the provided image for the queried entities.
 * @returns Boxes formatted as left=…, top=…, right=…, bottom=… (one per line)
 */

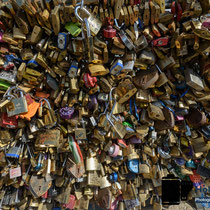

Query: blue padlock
left=186, top=160, right=196, bottom=168
left=68, top=60, right=78, bottom=78
left=174, top=158, right=186, bottom=166
left=109, top=172, right=118, bottom=182
left=58, top=32, right=69, bottom=50
left=127, top=159, right=139, bottom=174
left=174, top=81, right=187, bottom=90
left=110, top=59, right=123, bottom=75
left=27, top=55, right=39, bottom=68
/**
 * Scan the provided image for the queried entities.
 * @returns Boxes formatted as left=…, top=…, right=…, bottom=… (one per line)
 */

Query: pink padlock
left=176, top=115, right=184, bottom=121
left=108, top=144, right=119, bottom=157
left=0, top=32, right=4, bottom=43
left=63, top=195, right=76, bottom=210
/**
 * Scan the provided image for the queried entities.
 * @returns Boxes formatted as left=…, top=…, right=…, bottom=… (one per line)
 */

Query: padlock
left=110, top=59, right=123, bottom=75
left=68, top=60, right=78, bottom=78
left=75, top=118, right=87, bottom=140
left=75, top=5, right=102, bottom=36
left=103, top=25, right=116, bottom=38
left=139, top=50, right=156, bottom=65
left=119, top=30, right=135, bottom=51
left=147, top=103, right=165, bottom=121
left=83, top=73, right=97, bottom=88
left=184, top=68, right=204, bottom=91
left=133, top=66, right=159, bottom=89
left=51, top=6, right=60, bottom=35
left=59, top=107, right=75, bottom=120
left=152, top=36, right=169, bottom=46
left=6, top=87, right=28, bottom=117
left=57, top=32, right=69, bottom=50
left=134, top=35, right=148, bottom=52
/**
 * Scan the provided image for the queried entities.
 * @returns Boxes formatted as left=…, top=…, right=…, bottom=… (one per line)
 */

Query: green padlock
left=65, top=22, right=81, bottom=37
left=0, top=80, right=11, bottom=91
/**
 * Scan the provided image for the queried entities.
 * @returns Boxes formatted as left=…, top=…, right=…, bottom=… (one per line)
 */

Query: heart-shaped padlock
left=59, top=107, right=75, bottom=120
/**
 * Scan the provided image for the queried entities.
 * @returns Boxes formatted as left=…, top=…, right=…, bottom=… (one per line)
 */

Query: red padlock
left=83, top=73, right=97, bottom=88
left=171, top=1, right=182, bottom=21
left=4, top=62, right=14, bottom=71
left=171, top=1, right=176, bottom=15
left=63, top=195, right=76, bottom=210
left=152, top=37, right=169, bottom=46
left=0, top=112, right=18, bottom=129
left=176, top=2, right=182, bottom=21
left=103, top=25, right=116, bottom=38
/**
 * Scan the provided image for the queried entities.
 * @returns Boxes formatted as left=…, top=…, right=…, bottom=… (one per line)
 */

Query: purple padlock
left=129, top=136, right=141, bottom=144
left=87, top=95, right=97, bottom=110
left=59, top=106, right=75, bottom=120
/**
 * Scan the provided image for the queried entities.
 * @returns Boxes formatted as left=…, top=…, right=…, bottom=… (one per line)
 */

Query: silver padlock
left=6, top=87, right=28, bottom=117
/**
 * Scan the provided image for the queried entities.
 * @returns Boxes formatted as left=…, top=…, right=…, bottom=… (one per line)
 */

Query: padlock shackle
left=109, top=87, right=116, bottom=102
left=39, top=98, right=51, bottom=109
left=84, top=18, right=91, bottom=36
left=5, top=86, right=20, bottom=97
left=155, top=64, right=162, bottom=73
left=75, top=5, right=83, bottom=23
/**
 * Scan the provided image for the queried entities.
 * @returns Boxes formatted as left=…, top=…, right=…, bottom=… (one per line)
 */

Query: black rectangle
left=162, top=179, right=180, bottom=205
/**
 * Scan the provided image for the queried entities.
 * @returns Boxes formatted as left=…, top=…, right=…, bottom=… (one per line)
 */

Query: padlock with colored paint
left=68, top=60, right=78, bottom=78
left=58, top=32, right=69, bottom=50
left=83, top=73, right=97, bottom=88
left=186, top=160, right=196, bottom=168
left=59, top=106, right=75, bottom=120
left=27, top=55, right=39, bottom=68
left=0, top=112, right=18, bottom=129
left=65, top=22, right=81, bottom=37
left=110, top=59, right=123, bottom=75
left=103, top=25, right=116, bottom=38
left=108, top=144, right=120, bottom=157
left=152, top=37, right=169, bottom=46
left=109, top=172, right=118, bottom=182
left=127, top=149, right=140, bottom=174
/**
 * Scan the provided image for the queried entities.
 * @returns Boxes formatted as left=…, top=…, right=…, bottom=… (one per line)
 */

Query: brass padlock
left=75, top=119, right=87, bottom=140
left=115, top=79, right=137, bottom=104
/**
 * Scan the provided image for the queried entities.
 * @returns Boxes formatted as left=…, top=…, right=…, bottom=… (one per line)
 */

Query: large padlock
left=133, top=66, right=159, bottom=89
left=115, top=78, right=137, bottom=104
left=75, top=5, right=102, bottom=36
left=6, top=87, right=28, bottom=117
